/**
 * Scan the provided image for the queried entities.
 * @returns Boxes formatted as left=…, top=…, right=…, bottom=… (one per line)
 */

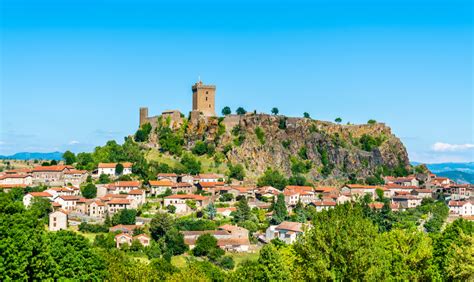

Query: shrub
left=254, top=127, right=265, bottom=145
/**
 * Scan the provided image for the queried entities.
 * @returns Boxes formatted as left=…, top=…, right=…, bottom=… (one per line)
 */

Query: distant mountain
left=436, top=171, right=474, bottom=185
left=411, top=162, right=474, bottom=184
left=0, top=152, right=63, bottom=161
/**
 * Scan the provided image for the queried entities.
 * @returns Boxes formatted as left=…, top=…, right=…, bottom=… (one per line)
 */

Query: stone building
left=49, top=210, right=68, bottom=231
left=192, top=80, right=216, bottom=117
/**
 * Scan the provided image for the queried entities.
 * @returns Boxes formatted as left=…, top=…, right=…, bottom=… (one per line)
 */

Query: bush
left=278, top=117, right=287, bottom=129
left=81, top=183, right=97, bottom=199
left=254, top=127, right=265, bottom=145
left=257, top=168, right=288, bottom=190
left=282, top=140, right=291, bottom=149
left=78, top=222, right=108, bottom=233
left=180, top=154, right=201, bottom=175
left=192, top=141, right=208, bottom=156
left=219, top=193, right=234, bottom=202
left=228, top=164, right=245, bottom=181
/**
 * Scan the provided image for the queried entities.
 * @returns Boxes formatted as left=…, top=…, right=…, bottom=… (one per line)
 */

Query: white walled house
left=49, top=210, right=68, bottom=231
left=449, top=201, right=473, bottom=216
left=23, top=192, right=53, bottom=207
left=149, top=180, right=174, bottom=196
left=0, top=174, right=33, bottom=185
left=97, top=162, right=133, bottom=177
left=265, top=221, right=304, bottom=244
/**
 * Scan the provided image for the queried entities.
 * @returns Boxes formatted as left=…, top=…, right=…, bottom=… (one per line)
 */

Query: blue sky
left=1, top=0, right=473, bottom=163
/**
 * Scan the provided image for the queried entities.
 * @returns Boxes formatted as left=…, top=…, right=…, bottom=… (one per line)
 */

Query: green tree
left=236, top=107, right=247, bottom=115
left=192, top=233, right=219, bottom=257
left=271, top=107, right=279, bottom=115
left=221, top=106, right=231, bottom=116
left=257, top=168, right=288, bottom=190
left=98, top=173, right=111, bottom=184
left=335, top=117, right=342, bottom=124
left=368, top=119, right=377, bottom=124
left=271, top=193, right=288, bottom=224
left=115, top=163, right=124, bottom=175
left=180, top=153, right=201, bottom=175
left=233, top=197, right=251, bottom=223
left=62, top=150, right=76, bottom=165
left=192, top=141, right=208, bottom=156
left=228, top=163, right=245, bottom=180
left=81, top=183, right=97, bottom=199
left=111, top=208, right=137, bottom=225
left=303, top=112, right=310, bottom=118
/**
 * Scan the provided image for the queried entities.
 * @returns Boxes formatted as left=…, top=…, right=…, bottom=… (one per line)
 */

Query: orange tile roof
left=0, top=184, right=27, bottom=189
left=32, top=165, right=72, bottom=172
left=64, top=169, right=87, bottom=175
left=98, top=163, right=117, bottom=168
left=312, top=201, right=337, bottom=206
left=368, top=202, right=384, bottom=209
left=172, top=182, right=193, bottom=188
left=58, top=195, right=82, bottom=201
left=29, top=192, right=52, bottom=197
left=149, top=180, right=174, bottom=186
left=165, top=194, right=207, bottom=201
left=128, top=189, right=144, bottom=195
left=199, top=181, right=225, bottom=188
left=113, top=181, right=140, bottom=187
left=0, top=174, right=31, bottom=179
left=345, top=184, right=383, bottom=190
left=275, top=221, right=303, bottom=232
left=107, top=198, right=131, bottom=205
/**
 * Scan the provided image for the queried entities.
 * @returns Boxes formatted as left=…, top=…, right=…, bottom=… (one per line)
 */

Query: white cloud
left=431, top=142, right=474, bottom=152
left=68, top=140, right=80, bottom=145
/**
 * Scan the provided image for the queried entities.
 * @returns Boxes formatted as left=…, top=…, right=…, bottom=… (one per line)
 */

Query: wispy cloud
left=432, top=142, right=474, bottom=152
left=68, top=140, right=80, bottom=145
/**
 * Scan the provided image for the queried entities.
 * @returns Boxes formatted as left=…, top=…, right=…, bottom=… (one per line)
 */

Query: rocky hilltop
left=145, top=113, right=410, bottom=184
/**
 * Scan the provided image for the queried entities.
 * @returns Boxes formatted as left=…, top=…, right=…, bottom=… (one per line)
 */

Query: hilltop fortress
left=139, top=80, right=216, bottom=127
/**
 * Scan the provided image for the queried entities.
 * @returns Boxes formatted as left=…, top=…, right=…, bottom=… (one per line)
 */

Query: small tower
left=139, top=107, right=149, bottom=126
left=192, top=80, right=216, bottom=117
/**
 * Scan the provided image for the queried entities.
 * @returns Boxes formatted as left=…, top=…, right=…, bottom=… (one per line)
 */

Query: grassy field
left=171, top=249, right=260, bottom=269
left=145, top=150, right=228, bottom=175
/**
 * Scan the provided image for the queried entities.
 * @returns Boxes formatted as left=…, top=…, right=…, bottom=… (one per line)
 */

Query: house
left=172, top=182, right=197, bottom=194
left=23, top=191, right=53, bottom=207
left=196, top=173, right=223, bottom=183
left=0, top=174, right=33, bottom=186
left=49, top=210, right=68, bottom=231
left=114, top=233, right=151, bottom=248
left=107, top=181, right=141, bottom=194
left=54, top=195, right=84, bottom=211
left=336, top=193, right=352, bottom=204
left=216, top=207, right=236, bottom=217
left=385, top=176, right=419, bottom=187
left=384, top=184, right=416, bottom=198
left=0, top=184, right=27, bottom=192
left=341, top=184, right=383, bottom=200
left=283, top=186, right=316, bottom=206
left=181, top=224, right=250, bottom=252
left=431, top=177, right=452, bottom=187
left=180, top=174, right=195, bottom=184
left=448, top=185, right=472, bottom=200
left=63, top=170, right=88, bottom=186
left=109, top=224, right=138, bottom=234
left=31, top=165, right=72, bottom=185
left=106, top=198, right=132, bottom=214
left=265, top=221, right=304, bottom=244
left=97, top=162, right=133, bottom=176
left=255, top=186, right=280, bottom=200
left=199, top=181, right=226, bottom=195
left=309, top=200, right=337, bottom=212
left=411, top=189, right=433, bottom=199
left=448, top=200, right=473, bottom=216
left=44, top=187, right=76, bottom=199
left=149, top=179, right=174, bottom=196
left=391, top=195, right=422, bottom=209
left=164, top=194, right=209, bottom=213
left=133, top=233, right=151, bottom=247
left=86, top=200, right=107, bottom=218
left=115, top=233, right=133, bottom=248
left=157, top=173, right=178, bottom=182
left=127, top=189, right=146, bottom=208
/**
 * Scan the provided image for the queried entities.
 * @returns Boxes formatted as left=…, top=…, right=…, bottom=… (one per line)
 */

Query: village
left=0, top=159, right=472, bottom=253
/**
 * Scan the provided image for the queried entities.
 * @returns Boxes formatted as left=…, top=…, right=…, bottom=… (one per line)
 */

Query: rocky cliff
left=147, top=113, right=410, bottom=184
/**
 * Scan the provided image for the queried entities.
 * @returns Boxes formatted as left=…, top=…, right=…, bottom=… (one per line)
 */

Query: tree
left=271, top=107, right=279, bottom=115
left=205, top=203, right=217, bottom=220
left=192, top=141, right=208, bottom=156
left=233, top=197, right=251, bottom=223
left=257, top=168, right=288, bottom=190
left=98, top=174, right=111, bottom=184
left=115, top=163, right=124, bottom=175
left=81, top=183, right=97, bottom=199
left=368, top=119, right=377, bottom=124
left=111, top=209, right=137, bottom=225
left=192, top=233, right=219, bottom=257
left=63, top=150, right=76, bottom=165
left=303, top=112, right=310, bottom=118
left=272, top=193, right=288, bottom=224
left=236, top=107, right=247, bottom=115
left=221, top=106, right=231, bottom=116
left=150, top=213, right=174, bottom=240
left=335, top=117, right=342, bottom=124
left=166, top=205, right=176, bottom=214
left=228, top=163, right=245, bottom=180
left=180, top=153, right=201, bottom=175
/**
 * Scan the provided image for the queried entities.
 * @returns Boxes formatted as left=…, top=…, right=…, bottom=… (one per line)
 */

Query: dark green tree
left=81, top=183, right=97, bottom=199
left=271, top=193, right=288, bottom=224
left=233, top=197, right=251, bottom=223
left=63, top=150, right=76, bottom=165
left=271, top=107, right=279, bottom=115
left=221, top=106, right=231, bottom=116
left=236, top=107, right=247, bottom=115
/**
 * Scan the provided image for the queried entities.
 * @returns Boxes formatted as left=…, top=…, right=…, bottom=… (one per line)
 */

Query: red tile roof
left=149, top=180, right=174, bottom=186
left=113, top=181, right=140, bottom=187
left=128, top=189, right=145, bottom=195
left=0, top=184, right=27, bottom=189
left=199, top=181, right=225, bottom=188
left=32, top=165, right=72, bottom=172
left=107, top=198, right=131, bottom=205
left=275, top=221, right=303, bottom=232
left=29, top=192, right=52, bottom=197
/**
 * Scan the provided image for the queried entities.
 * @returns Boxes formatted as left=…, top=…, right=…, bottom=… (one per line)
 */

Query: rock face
left=149, top=113, right=410, bottom=184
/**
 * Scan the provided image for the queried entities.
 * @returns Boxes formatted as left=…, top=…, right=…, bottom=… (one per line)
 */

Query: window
left=206, top=91, right=208, bottom=94
left=206, top=97, right=208, bottom=101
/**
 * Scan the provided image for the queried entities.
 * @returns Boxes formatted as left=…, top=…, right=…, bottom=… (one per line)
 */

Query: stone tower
left=192, top=80, right=216, bottom=117
left=139, top=107, right=148, bottom=126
